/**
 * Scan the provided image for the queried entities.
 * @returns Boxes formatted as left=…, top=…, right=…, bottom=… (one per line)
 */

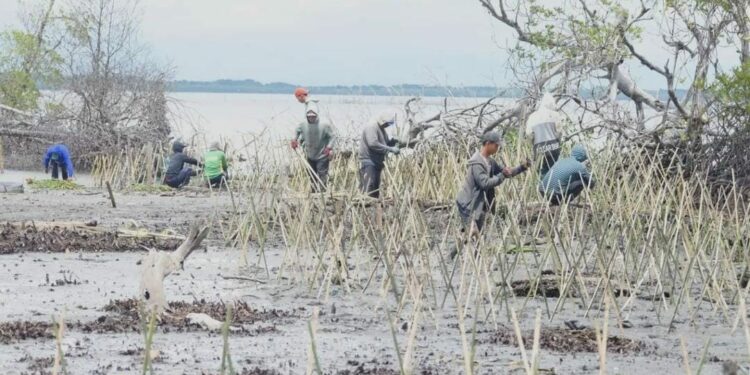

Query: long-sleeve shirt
left=295, top=121, right=334, bottom=161
left=359, top=124, right=398, bottom=170
left=203, top=150, right=228, bottom=179
left=43, top=144, right=74, bottom=177
left=165, top=152, right=198, bottom=178
left=539, top=155, right=595, bottom=196
left=456, top=152, right=506, bottom=221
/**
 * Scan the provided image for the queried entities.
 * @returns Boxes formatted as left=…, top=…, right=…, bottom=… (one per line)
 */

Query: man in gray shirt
left=359, top=113, right=401, bottom=198
left=291, top=102, right=334, bottom=192
left=456, top=132, right=530, bottom=239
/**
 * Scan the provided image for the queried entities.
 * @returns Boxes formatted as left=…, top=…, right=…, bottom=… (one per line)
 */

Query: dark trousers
left=51, top=161, right=68, bottom=180
left=307, top=157, right=329, bottom=192
left=208, top=174, right=226, bottom=189
left=549, top=180, right=586, bottom=206
left=165, top=167, right=195, bottom=188
left=360, top=164, right=383, bottom=198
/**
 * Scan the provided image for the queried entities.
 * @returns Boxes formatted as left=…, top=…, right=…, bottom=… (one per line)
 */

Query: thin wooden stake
left=106, top=181, right=117, bottom=208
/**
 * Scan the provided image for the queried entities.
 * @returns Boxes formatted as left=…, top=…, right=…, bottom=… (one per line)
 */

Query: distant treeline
left=169, top=79, right=517, bottom=98
left=169, top=79, right=685, bottom=100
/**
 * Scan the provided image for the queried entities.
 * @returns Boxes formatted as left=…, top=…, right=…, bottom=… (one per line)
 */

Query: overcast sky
left=0, top=0, right=738, bottom=89
left=0, top=0, right=515, bottom=86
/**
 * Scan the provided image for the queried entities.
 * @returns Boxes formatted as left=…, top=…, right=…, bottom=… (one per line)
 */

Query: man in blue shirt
left=43, top=144, right=74, bottom=180
left=539, top=144, right=596, bottom=205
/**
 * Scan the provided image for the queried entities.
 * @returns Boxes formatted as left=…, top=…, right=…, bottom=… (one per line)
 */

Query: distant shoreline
left=167, top=79, right=685, bottom=100
left=168, top=79, right=511, bottom=98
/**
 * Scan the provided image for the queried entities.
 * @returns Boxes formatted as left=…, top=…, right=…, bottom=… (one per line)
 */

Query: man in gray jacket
left=456, top=132, right=530, bottom=239
left=291, top=102, right=334, bottom=192
left=359, top=113, right=401, bottom=198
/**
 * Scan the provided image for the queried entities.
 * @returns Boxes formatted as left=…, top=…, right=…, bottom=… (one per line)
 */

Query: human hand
left=502, top=167, right=512, bottom=177
left=323, top=147, right=333, bottom=157
left=522, top=158, right=532, bottom=169
left=291, top=140, right=299, bottom=150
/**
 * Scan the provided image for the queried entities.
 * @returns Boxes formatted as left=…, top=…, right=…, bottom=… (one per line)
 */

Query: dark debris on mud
left=337, top=359, right=436, bottom=375
left=229, top=360, right=434, bottom=375
left=0, top=222, right=182, bottom=254
left=104, top=298, right=294, bottom=329
left=488, top=326, right=649, bottom=354
left=511, top=279, right=566, bottom=298
left=235, top=368, right=281, bottom=375
left=0, top=299, right=295, bottom=344
left=0, top=321, right=54, bottom=344
left=17, top=354, right=53, bottom=375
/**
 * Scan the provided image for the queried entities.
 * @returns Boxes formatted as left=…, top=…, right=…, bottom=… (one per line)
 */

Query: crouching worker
left=164, top=141, right=200, bottom=189
left=359, top=113, right=400, bottom=198
left=43, top=144, right=74, bottom=180
left=290, top=102, right=334, bottom=192
left=456, top=132, right=530, bottom=241
left=204, top=142, right=228, bottom=188
left=539, top=144, right=595, bottom=206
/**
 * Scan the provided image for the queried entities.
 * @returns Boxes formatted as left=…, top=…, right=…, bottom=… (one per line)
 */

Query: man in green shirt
left=203, top=142, right=228, bottom=188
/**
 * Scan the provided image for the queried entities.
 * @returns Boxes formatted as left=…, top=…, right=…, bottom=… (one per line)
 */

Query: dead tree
left=472, top=0, right=742, bottom=149
left=1, top=0, right=172, bottom=169
left=139, top=224, right=210, bottom=315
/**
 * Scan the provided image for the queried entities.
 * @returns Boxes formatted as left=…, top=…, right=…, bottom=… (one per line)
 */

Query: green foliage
left=0, top=69, right=39, bottom=110
left=712, top=62, right=750, bottom=115
left=28, top=179, right=83, bottom=190
left=0, top=26, right=63, bottom=110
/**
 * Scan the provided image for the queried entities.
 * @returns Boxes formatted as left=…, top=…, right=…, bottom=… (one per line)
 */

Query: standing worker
left=359, top=113, right=401, bottom=198
left=164, top=140, right=200, bottom=189
left=43, top=144, right=74, bottom=180
left=290, top=102, right=334, bottom=192
left=539, top=144, right=595, bottom=206
left=526, top=92, right=562, bottom=176
left=203, top=142, right=228, bottom=188
left=455, top=132, right=530, bottom=241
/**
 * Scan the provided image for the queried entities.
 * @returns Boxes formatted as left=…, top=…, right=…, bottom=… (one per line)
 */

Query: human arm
left=221, top=153, right=228, bottom=172
left=321, top=125, right=335, bottom=157
left=294, top=124, right=303, bottom=141
left=291, top=125, right=303, bottom=149
left=473, top=164, right=504, bottom=190
left=363, top=126, right=396, bottom=154
left=184, top=154, right=199, bottom=166
left=66, top=161, right=75, bottom=177
left=503, top=158, right=532, bottom=177
left=59, top=147, right=75, bottom=177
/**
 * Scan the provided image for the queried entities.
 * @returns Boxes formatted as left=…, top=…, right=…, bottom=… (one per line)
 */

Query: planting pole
left=106, top=181, right=117, bottom=208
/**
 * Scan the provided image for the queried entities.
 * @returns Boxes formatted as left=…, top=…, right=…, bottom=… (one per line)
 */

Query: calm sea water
left=168, top=92, right=497, bottom=143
